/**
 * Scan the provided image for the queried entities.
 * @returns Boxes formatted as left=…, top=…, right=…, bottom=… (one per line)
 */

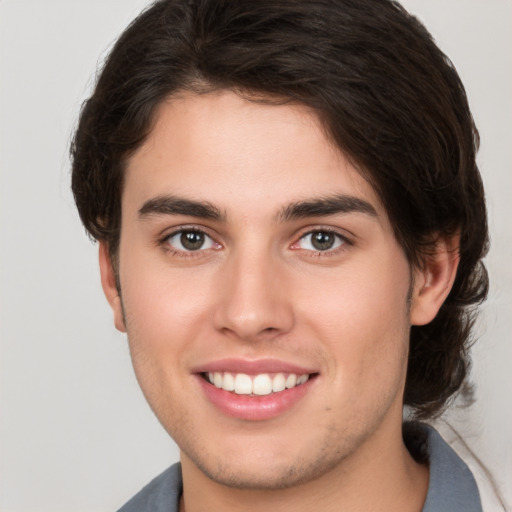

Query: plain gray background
left=1, top=1, right=511, bottom=510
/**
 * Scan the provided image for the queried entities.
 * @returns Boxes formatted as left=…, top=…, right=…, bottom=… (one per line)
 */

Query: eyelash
left=291, top=228, right=352, bottom=256
left=159, top=226, right=220, bottom=258
left=159, top=226, right=352, bottom=258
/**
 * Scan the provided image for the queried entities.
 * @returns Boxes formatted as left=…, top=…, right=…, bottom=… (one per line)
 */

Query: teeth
left=285, top=374, right=297, bottom=388
left=234, top=373, right=252, bottom=394
left=223, top=372, right=235, bottom=391
left=297, top=374, right=309, bottom=385
left=207, top=372, right=310, bottom=395
left=272, top=373, right=286, bottom=392
left=213, top=372, right=223, bottom=388
left=253, top=374, right=273, bottom=395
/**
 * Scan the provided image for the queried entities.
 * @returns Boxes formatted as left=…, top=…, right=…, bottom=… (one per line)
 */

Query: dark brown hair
left=71, top=0, right=488, bottom=419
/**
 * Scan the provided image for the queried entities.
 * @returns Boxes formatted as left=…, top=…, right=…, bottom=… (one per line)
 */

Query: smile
left=196, top=359, right=318, bottom=420
left=206, top=372, right=310, bottom=395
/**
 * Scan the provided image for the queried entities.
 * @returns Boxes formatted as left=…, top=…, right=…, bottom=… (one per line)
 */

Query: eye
left=164, top=229, right=216, bottom=252
left=296, top=230, right=345, bottom=252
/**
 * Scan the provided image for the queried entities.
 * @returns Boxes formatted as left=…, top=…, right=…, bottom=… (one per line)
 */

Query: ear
left=410, top=235, right=460, bottom=326
left=99, top=242, right=126, bottom=333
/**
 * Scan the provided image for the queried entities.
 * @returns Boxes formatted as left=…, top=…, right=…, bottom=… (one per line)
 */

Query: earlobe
left=410, top=235, right=460, bottom=326
left=99, top=242, right=127, bottom=333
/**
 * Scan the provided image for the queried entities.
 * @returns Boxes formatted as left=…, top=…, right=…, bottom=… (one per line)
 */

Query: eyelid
left=157, top=224, right=353, bottom=256
left=159, top=225, right=222, bottom=254
left=290, top=226, right=353, bottom=253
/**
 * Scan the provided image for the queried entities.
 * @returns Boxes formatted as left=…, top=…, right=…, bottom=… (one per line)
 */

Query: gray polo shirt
left=117, top=424, right=482, bottom=512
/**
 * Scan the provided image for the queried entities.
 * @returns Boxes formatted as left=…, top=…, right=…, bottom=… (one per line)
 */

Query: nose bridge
left=213, top=241, right=294, bottom=340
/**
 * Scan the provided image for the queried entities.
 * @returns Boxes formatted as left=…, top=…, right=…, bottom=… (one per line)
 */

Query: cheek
left=302, top=255, right=410, bottom=330
left=116, top=244, right=217, bottom=375
left=298, top=255, right=411, bottom=386
left=117, top=260, right=214, bottom=419
left=122, top=271, right=212, bottom=350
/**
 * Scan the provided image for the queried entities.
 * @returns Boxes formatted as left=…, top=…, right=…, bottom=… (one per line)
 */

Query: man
left=71, top=1, right=490, bottom=510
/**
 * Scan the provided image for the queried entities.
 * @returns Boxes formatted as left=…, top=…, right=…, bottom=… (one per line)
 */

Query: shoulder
left=429, top=420, right=507, bottom=512
left=422, top=423, right=482, bottom=511
left=117, top=463, right=183, bottom=512
left=405, top=422, right=483, bottom=512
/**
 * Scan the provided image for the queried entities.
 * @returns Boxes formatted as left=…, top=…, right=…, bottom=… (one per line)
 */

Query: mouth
left=194, top=358, right=318, bottom=420
left=195, top=360, right=318, bottom=420
left=203, top=371, right=312, bottom=396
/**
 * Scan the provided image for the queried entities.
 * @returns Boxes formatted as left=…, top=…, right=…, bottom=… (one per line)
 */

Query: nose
left=212, top=248, right=295, bottom=342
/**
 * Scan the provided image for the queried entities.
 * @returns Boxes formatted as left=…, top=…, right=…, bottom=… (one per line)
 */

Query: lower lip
left=197, top=375, right=314, bottom=421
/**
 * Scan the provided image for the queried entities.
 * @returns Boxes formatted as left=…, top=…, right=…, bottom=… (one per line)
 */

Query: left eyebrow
left=276, top=194, right=378, bottom=222
left=138, top=195, right=226, bottom=222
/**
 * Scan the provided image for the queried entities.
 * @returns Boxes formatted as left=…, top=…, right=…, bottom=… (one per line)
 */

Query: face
left=101, top=90, right=438, bottom=490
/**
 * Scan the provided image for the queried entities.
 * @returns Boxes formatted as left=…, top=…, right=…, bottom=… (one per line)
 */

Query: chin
left=182, top=441, right=347, bottom=491
left=197, top=463, right=324, bottom=490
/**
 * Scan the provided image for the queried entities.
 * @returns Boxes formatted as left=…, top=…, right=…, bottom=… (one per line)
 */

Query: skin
left=100, top=90, right=459, bottom=511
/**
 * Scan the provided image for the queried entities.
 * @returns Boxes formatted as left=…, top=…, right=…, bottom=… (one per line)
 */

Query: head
left=71, top=0, right=488, bottom=480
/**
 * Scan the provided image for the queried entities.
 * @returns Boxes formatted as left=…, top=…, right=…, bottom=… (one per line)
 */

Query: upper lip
left=192, top=358, right=317, bottom=375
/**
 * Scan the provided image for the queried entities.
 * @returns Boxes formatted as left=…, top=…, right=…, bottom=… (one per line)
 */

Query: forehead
left=124, top=90, right=387, bottom=221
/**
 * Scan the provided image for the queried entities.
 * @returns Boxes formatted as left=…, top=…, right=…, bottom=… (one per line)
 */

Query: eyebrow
left=277, top=194, right=378, bottom=222
left=138, top=195, right=226, bottom=222
left=138, top=193, right=377, bottom=224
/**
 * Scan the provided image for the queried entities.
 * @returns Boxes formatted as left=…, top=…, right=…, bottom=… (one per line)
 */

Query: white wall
left=0, top=1, right=510, bottom=510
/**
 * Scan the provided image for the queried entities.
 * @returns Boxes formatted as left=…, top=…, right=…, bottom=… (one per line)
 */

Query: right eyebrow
left=276, top=194, right=378, bottom=222
left=138, top=195, right=226, bottom=222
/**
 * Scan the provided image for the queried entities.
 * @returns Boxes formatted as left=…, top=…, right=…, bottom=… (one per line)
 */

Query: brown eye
left=180, top=231, right=205, bottom=251
left=165, top=230, right=215, bottom=252
left=311, top=231, right=336, bottom=251
left=297, top=230, right=344, bottom=252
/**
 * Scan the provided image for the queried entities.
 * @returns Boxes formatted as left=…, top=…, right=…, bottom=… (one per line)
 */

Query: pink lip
left=192, top=358, right=316, bottom=375
left=193, top=358, right=318, bottom=421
